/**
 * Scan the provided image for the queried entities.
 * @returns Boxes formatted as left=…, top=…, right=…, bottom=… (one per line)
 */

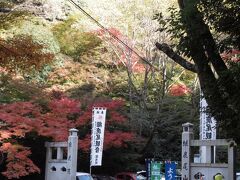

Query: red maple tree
left=168, top=83, right=191, bottom=96
left=221, top=49, right=240, bottom=62
left=0, top=97, right=134, bottom=179
left=95, top=27, right=145, bottom=73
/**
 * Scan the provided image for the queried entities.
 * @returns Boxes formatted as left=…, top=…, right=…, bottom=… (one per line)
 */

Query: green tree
left=52, top=16, right=102, bottom=61
left=143, top=95, right=198, bottom=161
left=155, top=0, right=240, bottom=142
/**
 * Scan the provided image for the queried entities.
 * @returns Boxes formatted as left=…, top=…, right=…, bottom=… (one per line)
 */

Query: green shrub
left=15, top=20, right=61, bottom=54
left=52, top=16, right=102, bottom=60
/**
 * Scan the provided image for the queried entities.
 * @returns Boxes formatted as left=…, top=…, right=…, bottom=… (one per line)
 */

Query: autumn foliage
left=0, top=35, right=54, bottom=73
left=0, top=143, right=40, bottom=179
left=96, top=27, right=145, bottom=73
left=168, top=83, right=191, bottom=96
left=167, top=49, right=240, bottom=97
left=221, top=49, right=240, bottom=62
left=0, top=97, right=134, bottom=179
left=77, top=100, right=134, bottom=151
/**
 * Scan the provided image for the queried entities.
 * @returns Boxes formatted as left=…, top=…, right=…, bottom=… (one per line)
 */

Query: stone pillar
left=182, top=123, right=193, bottom=180
left=228, top=140, right=236, bottom=180
left=66, top=128, right=78, bottom=180
left=45, top=145, right=52, bottom=180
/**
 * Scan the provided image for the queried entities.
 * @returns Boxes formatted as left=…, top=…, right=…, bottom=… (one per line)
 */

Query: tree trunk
left=156, top=0, right=240, bottom=142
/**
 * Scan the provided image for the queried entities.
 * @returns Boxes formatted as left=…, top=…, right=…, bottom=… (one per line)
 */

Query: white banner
left=90, top=107, right=106, bottom=166
left=200, top=96, right=216, bottom=140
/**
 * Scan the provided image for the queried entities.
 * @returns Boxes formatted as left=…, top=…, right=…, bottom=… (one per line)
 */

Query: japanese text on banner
left=90, top=107, right=106, bottom=166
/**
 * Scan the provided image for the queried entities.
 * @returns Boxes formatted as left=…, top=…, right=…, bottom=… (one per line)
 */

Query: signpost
left=67, top=129, right=78, bottom=180
left=165, top=162, right=176, bottom=180
left=200, top=95, right=217, bottom=163
left=145, top=159, right=152, bottom=180
left=200, top=96, right=216, bottom=140
left=90, top=107, right=107, bottom=173
left=150, top=162, right=161, bottom=180
left=181, top=123, right=192, bottom=180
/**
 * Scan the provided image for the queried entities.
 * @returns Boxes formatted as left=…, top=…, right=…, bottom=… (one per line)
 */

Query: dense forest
left=0, top=0, right=239, bottom=179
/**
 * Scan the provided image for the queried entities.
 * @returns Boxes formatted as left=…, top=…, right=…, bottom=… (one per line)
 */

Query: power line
left=0, top=0, right=163, bottom=72
left=1, top=0, right=174, bottom=82
left=68, top=0, right=177, bottom=83
left=67, top=0, right=156, bottom=69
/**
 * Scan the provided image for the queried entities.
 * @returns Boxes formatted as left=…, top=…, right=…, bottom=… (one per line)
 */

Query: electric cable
left=67, top=0, right=157, bottom=69
left=67, top=0, right=177, bottom=82
left=0, top=0, right=174, bottom=81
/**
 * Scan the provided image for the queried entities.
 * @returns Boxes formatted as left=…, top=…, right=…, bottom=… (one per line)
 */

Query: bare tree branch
left=155, top=42, right=197, bottom=73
